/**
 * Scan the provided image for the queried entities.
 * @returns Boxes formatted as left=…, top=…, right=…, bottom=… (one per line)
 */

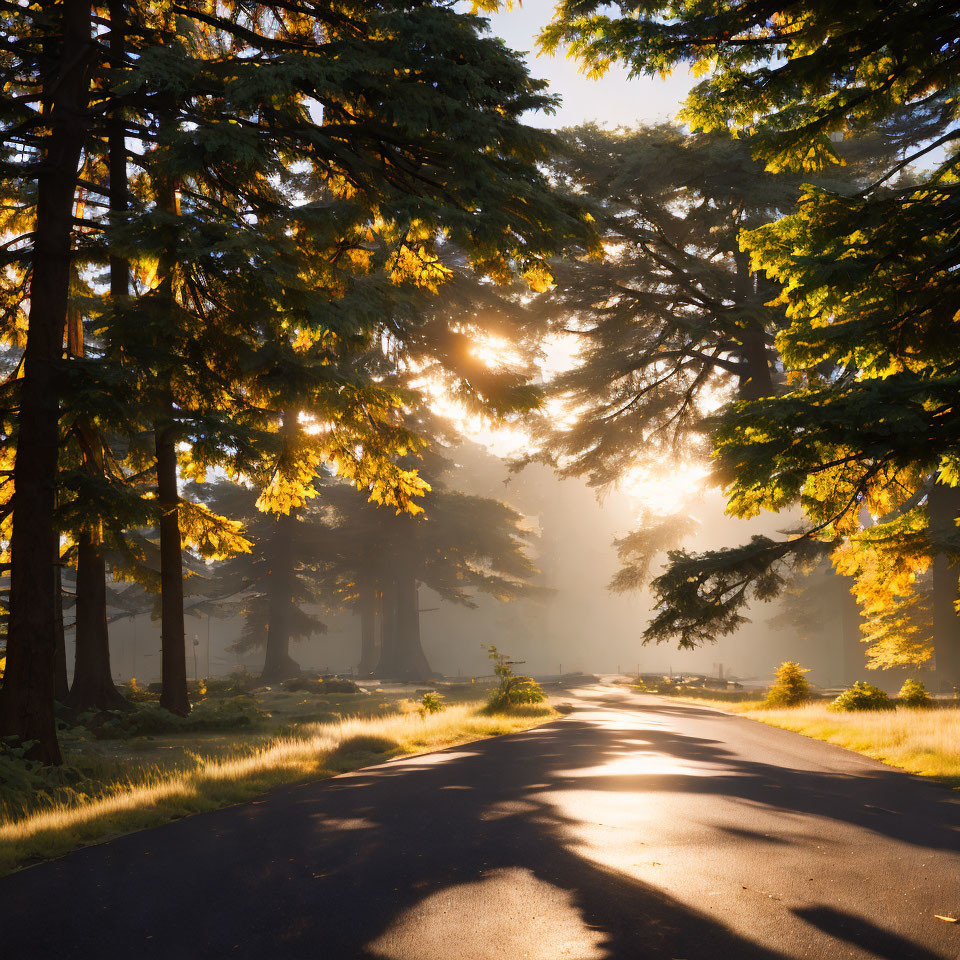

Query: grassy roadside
left=0, top=699, right=555, bottom=876
left=659, top=692, right=960, bottom=786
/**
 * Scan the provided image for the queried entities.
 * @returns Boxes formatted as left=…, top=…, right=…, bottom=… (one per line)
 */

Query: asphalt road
left=2, top=685, right=959, bottom=959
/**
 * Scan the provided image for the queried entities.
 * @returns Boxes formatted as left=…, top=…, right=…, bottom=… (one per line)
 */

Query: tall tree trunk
left=156, top=411, right=189, bottom=714
left=108, top=0, right=128, bottom=303
left=928, top=480, right=960, bottom=692
left=66, top=299, right=124, bottom=712
left=374, top=572, right=435, bottom=681
left=261, top=510, right=301, bottom=681
left=62, top=0, right=129, bottom=716
left=53, top=556, right=68, bottom=702
left=373, top=576, right=399, bottom=679
left=734, top=251, right=775, bottom=401
left=357, top=574, right=377, bottom=675
left=0, top=4, right=94, bottom=763
left=737, top=325, right=775, bottom=401
left=66, top=530, right=128, bottom=711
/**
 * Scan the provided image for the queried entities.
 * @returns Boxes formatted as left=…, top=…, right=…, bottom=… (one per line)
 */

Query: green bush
left=204, top=670, right=257, bottom=697
left=484, top=645, right=546, bottom=712
left=765, top=661, right=812, bottom=707
left=282, top=676, right=361, bottom=695
left=830, top=681, right=894, bottom=712
left=81, top=698, right=265, bottom=739
left=897, top=678, right=933, bottom=708
left=119, top=677, right=157, bottom=702
left=0, top=737, right=92, bottom=818
left=420, top=692, right=446, bottom=714
left=487, top=676, right=545, bottom=711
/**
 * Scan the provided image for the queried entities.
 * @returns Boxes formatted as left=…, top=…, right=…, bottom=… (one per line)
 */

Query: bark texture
left=53, top=560, right=68, bottom=703
left=357, top=575, right=378, bottom=676
left=261, top=510, right=302, bottom=681
left=156, top=414, right=190, bottom=714
left=67, top=531, right=129, bottom=711
left=374, top=572, right=435, bottom=681
left=0, top=4, right=94, bottom=762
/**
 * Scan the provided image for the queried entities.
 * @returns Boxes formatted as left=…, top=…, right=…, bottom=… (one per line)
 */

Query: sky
left=479, top=0, right=696, bottom=129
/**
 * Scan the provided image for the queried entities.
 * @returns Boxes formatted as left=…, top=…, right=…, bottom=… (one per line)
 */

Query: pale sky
left=480, top=0, right=696, bottom=129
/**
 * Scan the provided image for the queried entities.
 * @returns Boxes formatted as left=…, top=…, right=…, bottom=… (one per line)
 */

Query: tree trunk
left=53, top=557, right=68, bottom=703
left=357, top=575, right=377, bottom=675
left=0, top=4, right=94, bottom=763
left=374, top=572, right=435, bottom=681
left=67, top=530, right=128, bottom=711
left=734, top=251, right=773, bottom=400
left=734, top=251, right=775, bottom=402
left=737, top=324, right=775, bottom=401
left=928, top=480, right=960, bottom=692
left=261, top=510, right=301, bottom=681
left=156, top=414, right=190, bottom=715
left=108, top=0, right=128, bottom=303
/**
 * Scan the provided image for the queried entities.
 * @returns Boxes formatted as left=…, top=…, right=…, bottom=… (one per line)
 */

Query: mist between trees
left=3, top=1, right=960, bottom=766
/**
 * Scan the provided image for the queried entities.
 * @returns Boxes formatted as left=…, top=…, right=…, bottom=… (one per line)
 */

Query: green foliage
left=898, top=679, right=933, bottom=709
left=282, top=676, right=361, bottom=696
left=831, top=683, right=894, bottom=713
left=77, top=700, right=265, bottom=740
left=203, top=671, right=258, bottom=698
left=485, top=646, right=545, bottom=711
left=765, top=662, right=812, bottom=707
left=542, top=1, right=960, bottom=663
left=0, top=738, right=94, bottom=819
left=119, top=678, right=156, bottom=703
left=420, top=692, right=446, bottom=715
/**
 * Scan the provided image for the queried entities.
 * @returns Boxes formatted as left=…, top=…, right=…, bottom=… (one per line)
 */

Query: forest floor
left=0, top=676, right=556, bottom=875
left=653, top=689, right=960, bottom=787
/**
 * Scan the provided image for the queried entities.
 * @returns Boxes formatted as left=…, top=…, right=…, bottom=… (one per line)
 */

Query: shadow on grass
left=1, top=693, right=957, bottom=959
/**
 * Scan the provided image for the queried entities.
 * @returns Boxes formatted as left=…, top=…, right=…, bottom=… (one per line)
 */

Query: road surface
left=2, top=685, right=959, bottom=959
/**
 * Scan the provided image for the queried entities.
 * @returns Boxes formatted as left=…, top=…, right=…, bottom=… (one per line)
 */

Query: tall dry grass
left=0, top=702, right=554, bottom=875
left=691, top=699, right=960, bottom=784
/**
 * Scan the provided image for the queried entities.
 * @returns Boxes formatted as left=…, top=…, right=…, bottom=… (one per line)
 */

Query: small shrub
left=898, top=678, right=933, bottom=708
left=282, top=675, right=360, bottom=695
left=420, top=692, right=446, bottom=715
left=81, top=698, right=265, bottom=739
left=121, top=677, right=156, bottom=702
left=765, top=661, right=812, bottom=707
left=484, top=645, right=546, bottom=712
left=204, top=670, right=257, bottom=697
left=831, top=681, right=894, bottom=712
left=487, top=676, right=546, bottom=711
left=0, top=737, right=92, bottom=819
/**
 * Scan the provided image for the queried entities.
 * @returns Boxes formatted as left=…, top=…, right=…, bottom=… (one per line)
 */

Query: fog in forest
left=101, top=440, right=847, bottom=689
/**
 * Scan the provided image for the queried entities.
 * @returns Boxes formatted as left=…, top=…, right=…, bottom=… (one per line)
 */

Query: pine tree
left=543, top=1, right=960, bottom=685
left=0, top=1, right=594, bottom=759
left=0, top=2, right=100, bottom=761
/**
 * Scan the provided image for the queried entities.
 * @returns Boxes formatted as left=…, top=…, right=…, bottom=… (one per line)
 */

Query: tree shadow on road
left=1, top=697, right=956, bottom=960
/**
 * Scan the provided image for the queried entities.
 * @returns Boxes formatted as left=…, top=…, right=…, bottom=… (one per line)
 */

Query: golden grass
left=0, top=702, right=555, bottom=876
left=675, top=697, right=960, bottom=785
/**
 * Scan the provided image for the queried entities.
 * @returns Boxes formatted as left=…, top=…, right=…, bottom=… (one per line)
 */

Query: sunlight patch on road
left=366, top=867, right=606, bottom=959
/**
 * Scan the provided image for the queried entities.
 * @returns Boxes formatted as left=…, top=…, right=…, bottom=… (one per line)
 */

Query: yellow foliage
left=521, top=262, right=554, bottom=293
left=256, top=446, right=325, bottom=515
left=389, top=243, right=452, bottom=292
left=178, top=500, right=252, bottom=561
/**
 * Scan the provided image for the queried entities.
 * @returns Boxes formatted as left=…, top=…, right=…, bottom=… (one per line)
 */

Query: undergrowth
left=0, top=700, right=555, bottom=876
